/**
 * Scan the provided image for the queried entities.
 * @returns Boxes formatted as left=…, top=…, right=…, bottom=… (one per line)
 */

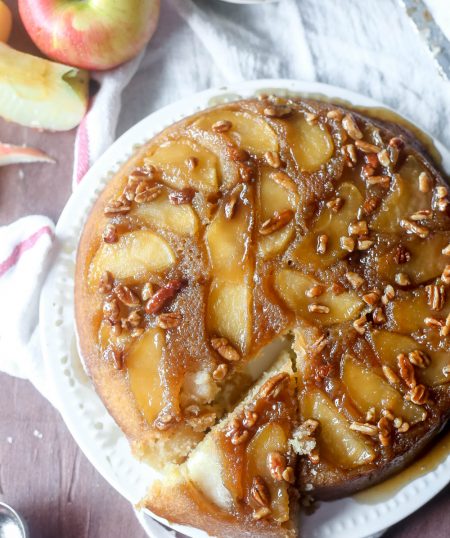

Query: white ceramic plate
left=39, top=79, right=450, bottom=538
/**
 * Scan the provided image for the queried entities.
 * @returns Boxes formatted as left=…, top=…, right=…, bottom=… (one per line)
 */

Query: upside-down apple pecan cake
left=75, top=95, right=450, bottom=537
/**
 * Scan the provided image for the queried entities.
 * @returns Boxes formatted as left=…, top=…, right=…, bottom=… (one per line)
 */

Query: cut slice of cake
left=141, top=352, right=299, bottom=538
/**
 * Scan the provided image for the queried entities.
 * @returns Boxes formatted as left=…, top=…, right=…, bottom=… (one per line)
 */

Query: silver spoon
left=0, top=502, right=28, bottom=538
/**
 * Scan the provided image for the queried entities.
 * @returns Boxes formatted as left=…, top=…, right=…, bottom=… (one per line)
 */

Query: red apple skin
left=18, top=0, right=160, bottom=71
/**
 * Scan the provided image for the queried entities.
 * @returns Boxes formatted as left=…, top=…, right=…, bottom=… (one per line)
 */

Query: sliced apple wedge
left=285, top=114, right=334, bottom=172
left=0, top=142, right=54, bottom=166
left=0, top=43, right=88, bottom=131
left=246, top=423, right=290, bottom=523
left=205, top=193, right=252, bottom=281
left=342, top=355, right=426, bottom=423
left=193, top=109, right=278, bottom=156
left=293, top=182, right=363, bottom=269
left=145, top=138, right=219, bottom=193
left=258, top=222, right=295, bottom=260
left=371, top=330, right=450, bottom=387
left=301, top=388, right=376, bottom=468
left=126, top=328, right=165, bottom=424
left=376, top=233, right=450, bottom=285
left=274, top=268, right=364, bottom=325
left=88, top=230, right=175, bottom=287
left=131, top=194, right=199, bottom=236
left=372, top=156, right=433, bottom=233
left=207, top=278, right=252, bottom=353
left=259, top=167, right=297, bottom=220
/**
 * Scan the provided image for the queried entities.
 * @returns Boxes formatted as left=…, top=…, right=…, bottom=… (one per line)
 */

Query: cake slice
left=141, top=352, right=299, bottom=538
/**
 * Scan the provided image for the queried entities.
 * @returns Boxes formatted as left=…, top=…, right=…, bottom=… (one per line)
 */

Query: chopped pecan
left=355, top=140, right=381, bottom=153
left=104, top=198, right=131, bottom=216
left=308, top=304, right=330, bottom=314
left=382, top=365, right=400, bottom=385
left=400, top=219, right=429, bottom=238
left=349, top=422, right=378, bottom=436
left=243, top=409, right=258, bottom=428
left=259, top=209, right=294, bottom=235
left=211, top=337, right=240, bottom=361
left=134, top=182, right=162, bottom=204
left=212, top=119, right=232, bottom=133
left=145, top=279, right=184, bottom=314
left=154, top=411, right=177, bottom=431
left=377, top=148, right=391, bottom=167
left=408, top=350, right=431, bottom=368
left=418, top=172, right=432, bottom=193
left=168, top=188, right=195, bottom=205
left=157, top=311, right=182, bottom=329
left=259, top=372, right=290, bottom=399
left=141, top=282, right=154, bottom=301
left=231, top=429, right=249, bottom=445
left=103, top=297, right=120, bottom=323
left=395, top=272, right=411, bottom=287
left=185, top=156, right=198, bottom=170
left=393, top=245, right=411, bottom=264
left=397, top=353, right=416, bottom=388
left=267, top=451, right=286, bottom=481
left=263, top=104, right=292, bottom=118
left=99, top=271, right=113, bottom=294
left=345, top=271, right=365, bottom=289
left=377, top=416, right=393, bottom=446
left=326, top=197, right=344, bottom=212
left=102, top=223, right=118, bottom=243
left=316, top=234, right=328, bottom=254
left=212, top=363, right=229, bottom=381
left=264, top=151, right=282, bottom=168
left=340, top=236, right=355, bottom=252
left=408, top=384, right=429, bottom=405
left=342, top=114, right=363, bottom=140
left=251, top=476, right=271, bottom=507
left=114, top=284, right=140, bottom=307
left=426, top=284, right=446, bottom=311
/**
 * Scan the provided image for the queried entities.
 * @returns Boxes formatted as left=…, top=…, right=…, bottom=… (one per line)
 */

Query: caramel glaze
left=75, top=95, right=450, bottom=506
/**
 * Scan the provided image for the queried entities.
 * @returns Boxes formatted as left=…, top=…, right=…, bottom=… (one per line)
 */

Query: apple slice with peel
left=274, top=268, right=364, bottom=325
left=193, top=109, right=278, bottom=156
left=370, top=330, right=450, bottom=387
left=131, top=194, right=199, bottom=236
left=245, top=423, right=290, bottom=523
left=144, top=138, right=219, bottom=193
left=293, top=182, right=363, bottom=269
left=342, top=355, right=426, bottom=424
left=0, top=43, right=88, bottom=131
left=0, top=142, right=54, bottom=166
left=126, top=328, right=165, bottom=424
left=207, top=278, right=252, bottom=353
left=88, top=230, right=175, bottom=288
left=376, top=233, right=450, bottom=285
left=372, top=156, right=433, bottom=233
left=301, top=388, right=376, bottom=468
left=285, top=114, right=334, bottom=172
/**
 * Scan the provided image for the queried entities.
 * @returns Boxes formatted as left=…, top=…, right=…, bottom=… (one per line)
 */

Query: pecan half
left=393, top=245, right=411, bottom=264
left=134, top=182, right=162, bottom=204
left=103, top=297, right=120, bottom=323
left=342, top=114, right=363, bottom=140
left=145, top=279, right=184, bottom=314
left=408, top=350, right=431, bottom=369
left=426, top=284, right=446, bottom=311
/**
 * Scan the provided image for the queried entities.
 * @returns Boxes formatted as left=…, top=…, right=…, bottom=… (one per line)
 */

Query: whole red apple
left=18, top=0, right=160, bottom=71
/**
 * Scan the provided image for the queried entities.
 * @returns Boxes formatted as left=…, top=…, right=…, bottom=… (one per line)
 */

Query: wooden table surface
left=0, top=2, right=448, bottom=537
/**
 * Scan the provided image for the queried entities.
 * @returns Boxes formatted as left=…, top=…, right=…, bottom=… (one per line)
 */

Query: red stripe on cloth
left=75, top=113, right=90, bottom=184
left=0, top=226, right=54, bottom=278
